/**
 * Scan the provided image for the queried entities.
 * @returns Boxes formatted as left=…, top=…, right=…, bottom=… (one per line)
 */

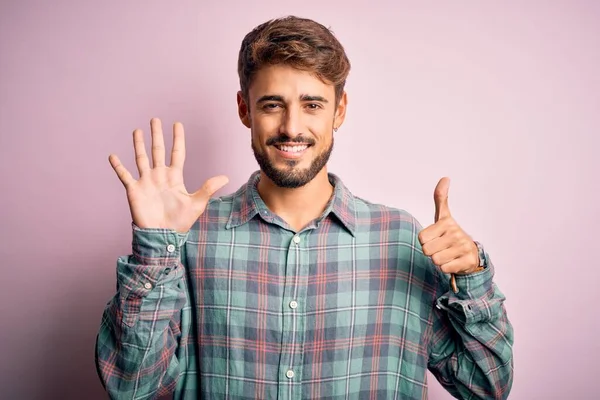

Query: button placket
left=279, top=232, right=306, bottom=395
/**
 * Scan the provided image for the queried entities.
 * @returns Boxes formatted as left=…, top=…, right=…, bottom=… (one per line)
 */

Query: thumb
left=434, top=177, right=451, bottom=222
left=192, top=175, right=229, bottom=211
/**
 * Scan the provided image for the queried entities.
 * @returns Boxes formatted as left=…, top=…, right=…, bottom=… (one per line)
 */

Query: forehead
left=248, top=65, right=334, bottom=99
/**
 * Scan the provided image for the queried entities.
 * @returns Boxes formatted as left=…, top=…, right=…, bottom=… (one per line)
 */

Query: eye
left=305, top=103, right=322, bottom=110
left=263, top=103, right=282, bottom=111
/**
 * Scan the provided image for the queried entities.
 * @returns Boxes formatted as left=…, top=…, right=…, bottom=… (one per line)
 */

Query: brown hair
left=237, top=16, right=351, bottom=106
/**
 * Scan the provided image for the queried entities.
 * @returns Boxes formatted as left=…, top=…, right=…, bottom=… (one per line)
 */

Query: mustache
left=266, top=136, right=315, bottom=146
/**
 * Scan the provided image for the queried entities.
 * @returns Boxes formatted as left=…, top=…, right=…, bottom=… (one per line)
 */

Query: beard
left=252, top=135, right=334, bottom=188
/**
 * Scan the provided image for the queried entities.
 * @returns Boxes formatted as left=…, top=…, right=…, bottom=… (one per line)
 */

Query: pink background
left=1, top=1, right=598, bottom=398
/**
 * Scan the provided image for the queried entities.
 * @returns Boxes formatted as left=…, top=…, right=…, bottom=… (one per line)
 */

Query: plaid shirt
left=96, top=171, right=513, bottom=400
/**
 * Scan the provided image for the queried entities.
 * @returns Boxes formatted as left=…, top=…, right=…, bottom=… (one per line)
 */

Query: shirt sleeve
left=95, top=223, right=191, bottom=400
left=426, top=246, right=514, bottom=400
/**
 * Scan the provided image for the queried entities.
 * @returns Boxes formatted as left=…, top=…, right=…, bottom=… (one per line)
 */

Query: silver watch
left=474, top=241, right=487, bottom=268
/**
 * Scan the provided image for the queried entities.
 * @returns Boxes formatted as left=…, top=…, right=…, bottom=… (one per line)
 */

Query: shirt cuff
left=436, top=263, right=501, bottom=325
left=130, top=222, right=188, bottom=265
left=117, top=223, right=188, bottom=299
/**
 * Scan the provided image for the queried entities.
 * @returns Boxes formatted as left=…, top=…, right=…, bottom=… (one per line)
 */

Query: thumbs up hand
left=418, top=178, right=481, bottom=291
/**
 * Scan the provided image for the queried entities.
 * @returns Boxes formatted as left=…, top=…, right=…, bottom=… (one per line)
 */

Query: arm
left=95, top=224, right=190, bottom=400
left=427, top=248, right=514, bottom=399
left=413, top=177, right=514, bottom=398
left=99, top=118, right=228, bottom=398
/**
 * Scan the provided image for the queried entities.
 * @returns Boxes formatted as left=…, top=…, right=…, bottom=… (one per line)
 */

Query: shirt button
left=289, top=300, right=298, bottom=309
left=286, top=370, right=295, bottom=379
left=166, top=244, right=175, bottom=253
left=144, top=282, right=152, bottom=290
left=293, top=236, right=301, bottom=244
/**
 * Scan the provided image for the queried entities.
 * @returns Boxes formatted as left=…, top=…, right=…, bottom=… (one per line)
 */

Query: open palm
left=109, top=118, right=228, bottom=233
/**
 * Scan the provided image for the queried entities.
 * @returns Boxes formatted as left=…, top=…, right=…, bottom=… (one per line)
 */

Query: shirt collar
left=226, top=170, right=357, bottom=236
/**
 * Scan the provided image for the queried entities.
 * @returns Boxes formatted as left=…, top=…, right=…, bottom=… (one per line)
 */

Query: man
left=96, top=16, right=513, bottom=400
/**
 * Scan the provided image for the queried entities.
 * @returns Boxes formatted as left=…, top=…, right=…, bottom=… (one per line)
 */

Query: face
left=237, top=65, right=347, bottom=188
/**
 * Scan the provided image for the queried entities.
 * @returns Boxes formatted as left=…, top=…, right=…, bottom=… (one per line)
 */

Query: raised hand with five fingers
left=108, top=118, right=229, bottom=234
left=417, top=177, right=481, bottom=293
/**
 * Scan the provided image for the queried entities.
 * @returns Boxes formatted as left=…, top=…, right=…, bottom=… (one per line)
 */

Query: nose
left=279, top=107, right=302, bottom=139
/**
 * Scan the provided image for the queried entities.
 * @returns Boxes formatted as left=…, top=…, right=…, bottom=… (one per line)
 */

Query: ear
left=333, top=91, right=348, bottom=130
left=237, top=91, right=251, bottom=128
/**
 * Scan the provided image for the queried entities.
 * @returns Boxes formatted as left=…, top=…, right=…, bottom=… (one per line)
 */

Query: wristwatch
left=474, top=241, right=487, bottom=270
left=450, top=241, right=487, bottom=293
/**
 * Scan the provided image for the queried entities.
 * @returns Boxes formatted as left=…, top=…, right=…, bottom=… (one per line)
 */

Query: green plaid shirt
left=96, top=171, right=513, bottom=399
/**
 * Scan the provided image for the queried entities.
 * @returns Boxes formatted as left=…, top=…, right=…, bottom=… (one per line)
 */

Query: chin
left=260, top=164, right=314, bottom=188
left=252, top=139, right=333, bottom=189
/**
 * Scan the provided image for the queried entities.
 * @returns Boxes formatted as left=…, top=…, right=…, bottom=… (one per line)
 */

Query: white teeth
left=279, top=145, right=308, bottom=153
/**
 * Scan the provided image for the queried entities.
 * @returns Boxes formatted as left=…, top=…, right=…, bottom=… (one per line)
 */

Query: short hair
left=237, top=16, right=351, bottom=106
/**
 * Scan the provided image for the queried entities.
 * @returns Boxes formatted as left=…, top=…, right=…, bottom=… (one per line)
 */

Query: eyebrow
left=256, top=94, right=329, bottom=104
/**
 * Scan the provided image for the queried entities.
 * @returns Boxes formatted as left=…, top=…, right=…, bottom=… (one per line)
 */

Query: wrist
left=462, top=241, right=488, bottom=274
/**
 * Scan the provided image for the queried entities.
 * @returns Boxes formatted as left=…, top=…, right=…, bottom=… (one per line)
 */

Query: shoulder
left=191, top=191, right=238, bottom=233
left=352, top=195, right=424, bottom=235
left=205, top=193, right=236, bottom=216
left=350, top=194, right=440, bottom=290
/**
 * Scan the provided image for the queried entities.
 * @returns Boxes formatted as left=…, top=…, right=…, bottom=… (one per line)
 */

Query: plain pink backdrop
left=1, top=1, right=599, bottom=399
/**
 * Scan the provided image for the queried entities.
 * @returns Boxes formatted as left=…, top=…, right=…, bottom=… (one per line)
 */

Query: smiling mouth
left=273, top=144, right=310, bottom=153
left=272, top=143, right=311, bottom=159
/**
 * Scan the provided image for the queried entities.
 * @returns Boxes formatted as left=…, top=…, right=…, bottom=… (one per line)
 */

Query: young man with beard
left=96, top=16, right=514, bottom=400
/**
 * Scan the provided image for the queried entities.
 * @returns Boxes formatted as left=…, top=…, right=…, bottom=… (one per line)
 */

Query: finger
left=133, top=129, right=150, bottom=176
left=109, top=154, right=135, bottom=188
left=417, top=222, right=448, bottom=245
left=421, top=235, right=452, bottom=257
left=439, top=255, right=474, bottom=274
left=170, top=122, right=186, bottom=169
left=434, top=177, right=451, bottom=222
left=150, top=117, right=166, bottom=168
left=430, top=246, right=463, bottom=267
left=192, top=175, right=230, bottom=211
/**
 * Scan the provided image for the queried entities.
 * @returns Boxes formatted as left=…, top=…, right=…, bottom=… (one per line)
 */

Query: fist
left=418, top=177, right=480, bottom=278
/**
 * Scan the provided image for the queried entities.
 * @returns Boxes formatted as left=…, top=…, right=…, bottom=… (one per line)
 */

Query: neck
left=257, top=168, right=334, bottom=232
